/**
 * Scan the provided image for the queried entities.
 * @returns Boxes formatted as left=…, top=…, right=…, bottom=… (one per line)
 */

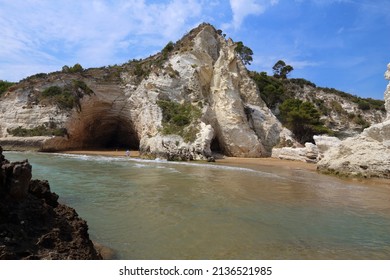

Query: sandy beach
left=218, top=156, right=317, bottom=172
left=63, top=149, right=317, bottom=172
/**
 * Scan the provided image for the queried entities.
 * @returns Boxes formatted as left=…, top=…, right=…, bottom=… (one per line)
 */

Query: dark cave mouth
left=81, top=118, right=139, bottom=150
left=210, top=136, right=225, bottom=156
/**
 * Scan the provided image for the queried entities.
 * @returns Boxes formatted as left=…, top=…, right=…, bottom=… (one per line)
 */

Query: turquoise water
left=5, top=151, right=390, bottom=259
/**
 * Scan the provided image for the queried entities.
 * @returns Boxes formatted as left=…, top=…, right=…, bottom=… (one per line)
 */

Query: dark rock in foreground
left=0, top=146, right=102, bottom=259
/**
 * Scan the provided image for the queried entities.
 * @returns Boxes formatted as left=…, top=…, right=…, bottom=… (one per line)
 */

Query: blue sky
left=1, top=0, right=389, bottom=100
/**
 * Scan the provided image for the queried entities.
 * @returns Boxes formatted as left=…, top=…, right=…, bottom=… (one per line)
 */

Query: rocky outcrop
left=0, top=136, right=52, bottom=151
left=0, top=146, right=102, bottom=259
left=272, top=142, right=319, bottom=163
left=122, top=24, right=295, bottom=159
left=270, top=135, right=341, bottom=163
left=317, top=64, right=390, bottom=178
left=313, top=135, right=341, bottom=160
left=282, top=80, right=386, bottom=138
left=385, top=63, right=390, bottom=119
left=0, top=23, right=295, bottom=160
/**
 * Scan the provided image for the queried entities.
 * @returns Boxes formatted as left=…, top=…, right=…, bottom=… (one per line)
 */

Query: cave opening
left=81, top=117, right=139, bottom=151
left=210, top=136, right=224, bottom=156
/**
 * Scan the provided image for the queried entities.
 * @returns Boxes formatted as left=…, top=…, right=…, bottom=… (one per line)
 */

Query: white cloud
left=228, top=0, right=279, bottom=30
left=0, top=0, right=204, bottom=81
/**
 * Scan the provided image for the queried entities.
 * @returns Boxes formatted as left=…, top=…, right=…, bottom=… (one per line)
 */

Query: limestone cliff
left=0, top=23, right=294, bottom=159
left=317, top=63, right=390, bottom=178
left=279, top=80, right=386, bottom=138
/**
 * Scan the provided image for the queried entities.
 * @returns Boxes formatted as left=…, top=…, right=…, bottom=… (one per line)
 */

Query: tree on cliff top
left=272, top=60, right=293, bottom=79
left=235, top=41, right=253, bottom=65
left=0, top=80, right=15, bottom=96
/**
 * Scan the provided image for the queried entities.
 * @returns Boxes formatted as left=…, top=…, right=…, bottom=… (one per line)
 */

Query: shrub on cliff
left=7, top=125, right=67, bottom=137
left=39, top=80, right=93, bottom=110
left=40, top=86, right=76, bottom=109
left=250, top=71, right=288, bottom=109
left=357, top=100, right=370, bottom=110
left=62, top=63, right=84, bottom=73
left=0, top=80, right=15, bottom=96
left=157, top=100, right=201, bottom=142
left=279, top=98, right=334, bottom=144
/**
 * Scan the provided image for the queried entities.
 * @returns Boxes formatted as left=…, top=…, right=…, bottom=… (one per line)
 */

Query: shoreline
left=7, top=149, right=389, bottom=186
left=62, top=149, right=317, bottom=172
left=60, top=150, right=390, bottom=187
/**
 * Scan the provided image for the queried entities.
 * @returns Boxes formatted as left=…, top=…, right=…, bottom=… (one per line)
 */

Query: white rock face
left=0, top=24, right=295, bottom=160
left=209, top=38, right=263, bottom=157
left=0, top=90, right=68, bottom=138
left=385, top=63, right=390, bottom=119
left=317, top=63, right=390, bottom=178
left=272, top=142, right=319, bottom=163
left=121, top=24, right=294, bottom=159
left=313, top=135, right=341, bottom=158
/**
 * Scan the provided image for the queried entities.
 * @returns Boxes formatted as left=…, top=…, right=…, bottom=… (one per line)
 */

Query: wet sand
left=218, top=156, right=317, bottom=172
left=63, top=150, right=316, bottom=172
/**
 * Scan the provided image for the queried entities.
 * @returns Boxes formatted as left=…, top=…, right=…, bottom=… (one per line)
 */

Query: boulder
left=272, top=142, right=319, bottom=163
left=313, top=135, right=342, bottom=159
left=317, top=127, right=390, bottom=178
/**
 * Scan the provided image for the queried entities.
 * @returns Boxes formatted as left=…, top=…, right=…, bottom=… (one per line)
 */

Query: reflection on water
left=5, top=151, right=390, bottom=259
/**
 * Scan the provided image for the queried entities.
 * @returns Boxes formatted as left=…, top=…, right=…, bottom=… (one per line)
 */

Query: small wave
left=53, top=152, right=279, bottom=178
left=54, top=153, right=127, bottom=162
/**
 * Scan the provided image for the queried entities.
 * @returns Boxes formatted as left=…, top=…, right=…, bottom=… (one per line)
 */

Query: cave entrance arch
left=80, top=116, right=139, bottom=150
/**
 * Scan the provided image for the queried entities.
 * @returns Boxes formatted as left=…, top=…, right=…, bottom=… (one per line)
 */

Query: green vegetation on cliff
left=7, top=125, right=67, bottom=137
left=38, top=80, right=93, bottom=110
left=250, top=71, right=288, bottom=110
left=0, top=80, right=15, bottom=96
left=62, top=63, right=84, bottom=73
left=157, top=100, right=201, bottom=142
left=249, top=60, right=385, bottom=142
left=279, top=98, right=333, bottom=144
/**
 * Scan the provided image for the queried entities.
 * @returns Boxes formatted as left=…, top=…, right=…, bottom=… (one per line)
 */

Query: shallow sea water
left=5, top=151, right=390, bottom=259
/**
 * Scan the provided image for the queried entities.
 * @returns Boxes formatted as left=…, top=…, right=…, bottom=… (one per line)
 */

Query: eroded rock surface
left=0, top=146, right=101, bottom=259
left=272, top=142, right=319, bottom=163
left=317, top=64, right=390, bottom=178
left=385, top=63, right=390, bottom=119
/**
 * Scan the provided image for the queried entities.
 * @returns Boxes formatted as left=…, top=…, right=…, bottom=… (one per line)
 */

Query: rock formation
left=317, top=63, right=390, bottom=178
left=271, top=135, right=342, bottom=163
left=385, top=63, right=390, bottom=118
left=0, top=23, right=295, bottom=160
left=281, top=83, right=386, bottom=138
left=0, top=146, right=101, bottom=259
left=272, top=142, right=319, bottom=163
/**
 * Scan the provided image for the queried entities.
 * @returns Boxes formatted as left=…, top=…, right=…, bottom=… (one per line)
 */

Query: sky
left=1, top=0, right=389, bottom=100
